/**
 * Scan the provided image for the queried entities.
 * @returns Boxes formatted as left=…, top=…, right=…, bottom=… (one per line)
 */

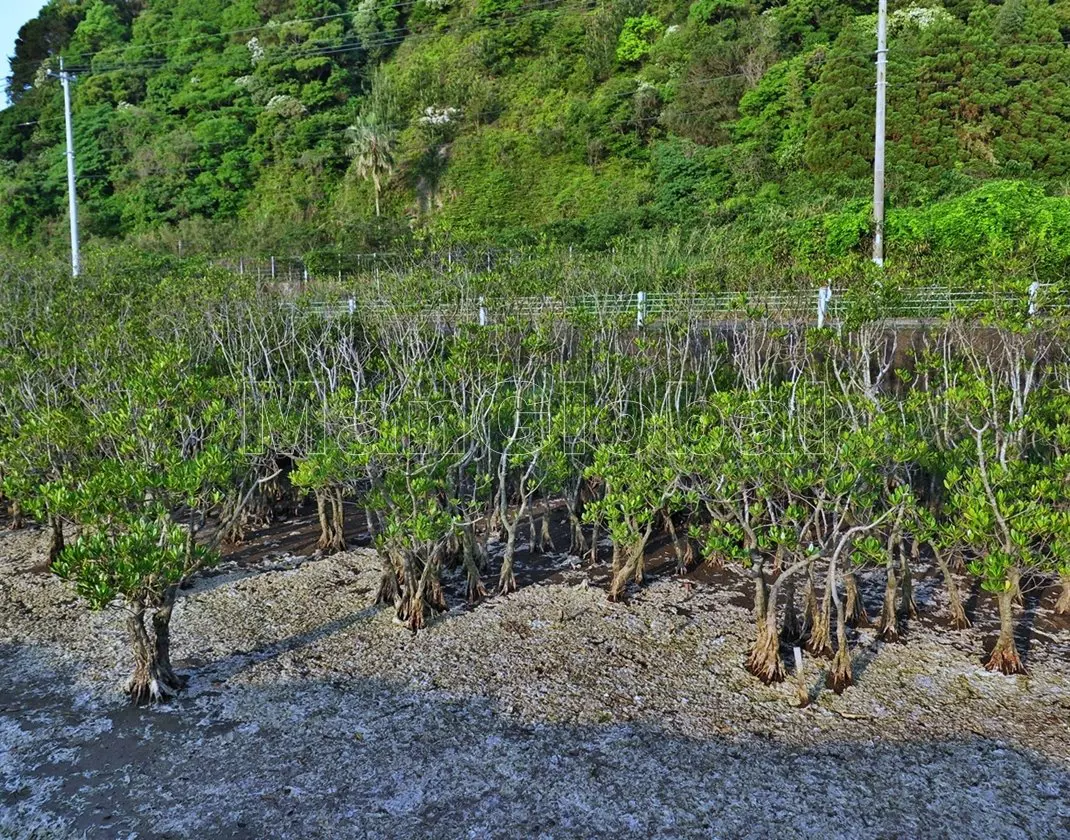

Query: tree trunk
left=934, top=549, right=970, bottom=629
left=9, top=500, right=24, bottom=530
left=826, top=592, right=852, bottom=694
left=610, top=539, right=623, bottom=577
left=375, top=548, right=401, bottom=606
left=568, top=490, right=587, bottom=556
left=878, top=561, right=900, bottom=642
left=773, top=543, right=785, bottom=575
left=461, top=523, right=487, bottom=604
left=397, top=550, right=422, bottom=627
left=899, top=540, right=918, bottom=619
left=316, top=490, right=329, bottom=548
left=1056, top=574, right=1070, bottom=616
left=609, top=534, right=648, bottom=602
left=397, top=546, right=447, bottom=631
left=587, top=519, right=600, bottom=565
left=331, top=490, right=346, bottom=550
left=806, top=577, right=833, bottom=658
left=528, top=510, right=539, bottom=553
left=1009, top=566, right=1024, bottom=608
left=746, top=562, right=784, bottom=683
left=488, top=488, right=504, bottom=541
left=540, top=507, right=556, bottom=553
left=47, top=515, right=65, bottom=567
left=844, top=569, right=869, bottom=627
left=151, top=595, right=185, bottom=691
left=125, top=601, right=186, bottom=706
left=315, top=489, right=346, bottom=554
left=497, top=527, right=518, bottom=595
left=985, top=588, right=1026, bottom=675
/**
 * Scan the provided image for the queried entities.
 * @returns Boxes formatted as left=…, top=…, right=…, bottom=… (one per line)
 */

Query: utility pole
left=58, top=58, right=81, bottom=277
left=872, top=0, right=888, bottom=267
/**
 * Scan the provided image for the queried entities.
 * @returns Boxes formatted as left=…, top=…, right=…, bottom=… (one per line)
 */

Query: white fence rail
left=304, top=284, right=1069, bottom=327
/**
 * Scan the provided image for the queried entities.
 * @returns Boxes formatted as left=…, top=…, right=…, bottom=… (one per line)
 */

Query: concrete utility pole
left=872, top=0, right=888, bottom=267
left=59, top=58, right=81, bottom=277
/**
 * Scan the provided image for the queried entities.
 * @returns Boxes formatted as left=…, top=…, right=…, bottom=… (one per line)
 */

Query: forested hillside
left=2, top=0, right=1070, bottom=283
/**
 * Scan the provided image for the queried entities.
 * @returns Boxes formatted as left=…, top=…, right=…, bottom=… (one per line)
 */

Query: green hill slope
left=2, top=0, right=1070, bottom=284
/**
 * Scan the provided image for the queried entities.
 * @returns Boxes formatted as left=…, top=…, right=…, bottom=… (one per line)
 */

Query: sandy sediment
left=2, top=524, right=1069, bottom=838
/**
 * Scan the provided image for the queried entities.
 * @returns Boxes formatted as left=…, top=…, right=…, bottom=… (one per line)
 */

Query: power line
left=24, top=0, right=435, bottom=75
left=63, top=0, right=583, bottom=75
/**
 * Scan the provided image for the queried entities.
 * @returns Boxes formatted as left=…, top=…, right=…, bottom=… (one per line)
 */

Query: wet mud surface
left=2, top=515, right=1070, bottom=839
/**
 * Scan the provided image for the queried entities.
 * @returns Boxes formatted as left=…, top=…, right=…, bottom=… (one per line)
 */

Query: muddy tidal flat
left=2, top=524, right=1070, bottom=839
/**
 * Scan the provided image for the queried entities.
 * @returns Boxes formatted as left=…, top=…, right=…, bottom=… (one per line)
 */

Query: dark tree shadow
left=4, top=639, right=1068, bottom=840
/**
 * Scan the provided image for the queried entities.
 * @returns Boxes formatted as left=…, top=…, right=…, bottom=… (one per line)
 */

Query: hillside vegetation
left=2, top=0, right=1070, bottom=285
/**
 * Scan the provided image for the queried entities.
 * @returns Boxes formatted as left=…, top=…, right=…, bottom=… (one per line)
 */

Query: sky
left=1, top=1, right=49, bottom=107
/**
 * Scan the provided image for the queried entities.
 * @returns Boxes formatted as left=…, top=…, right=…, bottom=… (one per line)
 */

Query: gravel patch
left=2, top=525, right=1069, bottom=838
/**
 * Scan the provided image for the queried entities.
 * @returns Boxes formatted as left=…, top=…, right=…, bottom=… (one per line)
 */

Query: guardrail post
left=271, top=256, right=276, bottom=280
left=348, top=297, right=355, bottom=316
left=478, top=296, right=488, bottom=327
left=637, top=291, right=646, bottom=328
left=239, top=258, right=244, bottom=276
left=1028, top=281, right=1039, bottom=316
left=817, top=285, right=832, bottom=328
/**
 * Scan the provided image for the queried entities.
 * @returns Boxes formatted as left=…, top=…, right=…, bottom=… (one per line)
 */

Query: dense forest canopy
left=1, top=0, right=1070, bottom=283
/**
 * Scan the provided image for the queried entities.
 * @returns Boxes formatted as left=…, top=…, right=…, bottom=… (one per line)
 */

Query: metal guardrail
left=303, top=284, right=1070, bottom=326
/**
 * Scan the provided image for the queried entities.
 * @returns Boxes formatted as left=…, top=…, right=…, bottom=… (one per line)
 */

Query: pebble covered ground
left=2, top=523, right=1069, bottom=839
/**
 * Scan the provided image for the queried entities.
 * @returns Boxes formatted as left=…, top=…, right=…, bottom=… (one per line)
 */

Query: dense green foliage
left=2, top=258, right=1069, bottom=702
left=2, top=0, right=1070, bottom=283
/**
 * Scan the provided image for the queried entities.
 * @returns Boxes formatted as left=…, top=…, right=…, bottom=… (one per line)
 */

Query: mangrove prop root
left=460, top=526, right=487, bottom=605
left=315, top=489, right=346, bottom=554
left=826, top=647, right=853, bottom=694
left=746, top=563, right=785, bottom=683
left=8, top=501, right=24, bottom=530
left=681, top=538, right=696, bottom=575
left=826, top=599, right=852, bottom=694
left=844, top=570, right=869, bottom=628
left=937, top=552, right=971, bottom=629
left=125, top=607, right=187, bottom=706
left=985, top=590, right=1026, bottom=676
left=497, top=531, right=519, bottom=595
left=540, top=512, right=556, bottom=553
left=467, top=571, right=488, bottom=605
left=609, top=544, right=644, bottom=602
left=47, top=518, right=65, bottom=567
left=878, top=566, right=900, bottom=642
left=747, top=623, right=786, bottom=684
left=806, top=587, right=833, bottom=658
left=375, top=562, right=401, bottom=606
left=569, top=512, right=588, bottom=556
left=1056, top=575, right=1070, bottom=616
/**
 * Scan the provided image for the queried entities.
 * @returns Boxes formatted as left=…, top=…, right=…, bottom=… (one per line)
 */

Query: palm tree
left=345, top=113, right=396, bottom=217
